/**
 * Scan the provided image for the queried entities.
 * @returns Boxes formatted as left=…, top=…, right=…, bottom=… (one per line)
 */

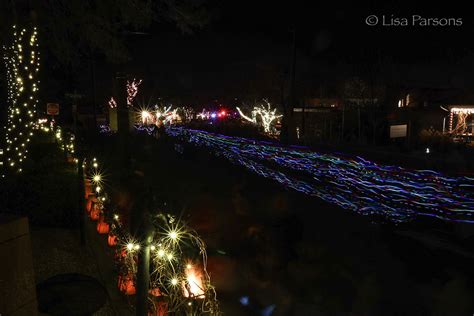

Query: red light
left=220, top=111, right=226, bottom=116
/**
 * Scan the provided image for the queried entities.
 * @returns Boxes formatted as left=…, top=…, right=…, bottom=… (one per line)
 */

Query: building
left=293, top=98, right=342, bottom=142
left=391, top=87, right=474, bottom=143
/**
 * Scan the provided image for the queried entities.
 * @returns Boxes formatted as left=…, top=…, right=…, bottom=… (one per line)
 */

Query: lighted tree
left=196, top=109, right=211, bottom=120
left=254, top=101, right=283, bottom=133
left=236, top=106, right=257, bottom=124
left=155, top=105, right=180, bottom=125
left=179, top=107, right=194, bottom=122
left=2, top=25, right=40, bottom=176
left=108, top=97, right=117, bottom=109
left=156, top=105, right=173, bottom=120
left=237, top=100, right=282, bottom=133
left=135, top=105, right=190, bottom=127
left=0, top=2, right=210, bottom=145
left=126, top=79, right=142, bottom=106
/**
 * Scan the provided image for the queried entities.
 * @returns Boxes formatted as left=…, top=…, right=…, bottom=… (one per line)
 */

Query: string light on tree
left=108, top=97, right=117, bottom=109
left=255, top=101, right=283, bottom=133
left=155, top=105, right=177, bottom=125
left=236, top=107, right=257, bottom=124
left=237, top=100, right=282, bottom=134
left=2, top=25, right=40, bottom=175
left=197, top=109, right=211, bottom=120
left=155, top=105, right=172, bottom=119
left=180, top=107, right=195, bottom=122
left=126, top=78, right=142, bottom=106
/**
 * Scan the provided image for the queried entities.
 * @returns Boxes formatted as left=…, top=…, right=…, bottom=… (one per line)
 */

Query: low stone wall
left=0, top=215, right=38, bottom=316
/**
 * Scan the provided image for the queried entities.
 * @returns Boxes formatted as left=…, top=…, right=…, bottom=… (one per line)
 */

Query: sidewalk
left=31, top=220, right=134, bottom=315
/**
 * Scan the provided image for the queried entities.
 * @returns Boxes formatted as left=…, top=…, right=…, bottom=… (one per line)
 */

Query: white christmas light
left=126, top=79, right=142, bottom=106
left=237, top=100, right=282, bottom=133
left=450, top=107, right=474, bottom=114
left=2, top=25, right=40, bottom=175
left=108, top=97, right=117, bottom=108
left=169, top=230, right=178, bottom=240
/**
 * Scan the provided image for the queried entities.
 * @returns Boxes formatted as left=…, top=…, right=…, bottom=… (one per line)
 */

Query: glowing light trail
left=167, top=127, right=474, bottom=223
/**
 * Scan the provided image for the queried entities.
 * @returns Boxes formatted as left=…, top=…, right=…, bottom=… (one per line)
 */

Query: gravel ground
left=30, top=227, right=119, bottom=315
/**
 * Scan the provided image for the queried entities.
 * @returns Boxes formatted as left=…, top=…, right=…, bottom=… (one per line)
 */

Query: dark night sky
left=89, top=0, right=474, bottom=106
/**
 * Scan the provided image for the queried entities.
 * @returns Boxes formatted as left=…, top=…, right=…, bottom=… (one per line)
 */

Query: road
left=167, top=127, right=474, bottom=224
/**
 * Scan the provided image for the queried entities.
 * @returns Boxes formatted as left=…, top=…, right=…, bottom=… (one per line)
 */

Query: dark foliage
left=0, top=0, right=210, bottom=67
left=0, top=134, right=78, bottom=227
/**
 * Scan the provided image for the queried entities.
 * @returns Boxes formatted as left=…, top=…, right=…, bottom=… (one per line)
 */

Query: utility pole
left=289, top=28, right=297, bottom=117
left=358, top=105, right=361, bottom=143
left=134, top=181, right=154, bottom=316
left=90, top=58, right=98, bottom=129
left=301, top=101, right=305, bottom=143
left=136, top=211, right=153, bottom=316
left=115, top=72, right=130, bottom=135
left=77, top=155, right=86, bottom=246
left=66, top=92, right=86, bottom=246
left=73, top=103, right=86, bottom=245
left=115, top=72, right=131, bottom=170
left=341, top=103, right=345, bottom=142
left=281, top=27, right=297, bottom=144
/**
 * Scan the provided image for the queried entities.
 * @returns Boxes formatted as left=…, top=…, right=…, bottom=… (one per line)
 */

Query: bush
left=0, top=136, right=78, bottom=227
left=418, top=128, right=454, bottom=153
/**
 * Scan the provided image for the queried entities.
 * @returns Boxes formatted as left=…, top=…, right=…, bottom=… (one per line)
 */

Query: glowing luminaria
left=85, top=157, right=220, bottom=315
left=184, top=265, right=205, bottom=298
left=141, top=110, right=153, bottom=125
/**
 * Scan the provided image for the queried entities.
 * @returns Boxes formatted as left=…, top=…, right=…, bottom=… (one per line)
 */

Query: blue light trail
left=166, top=127, right=474, bottom=224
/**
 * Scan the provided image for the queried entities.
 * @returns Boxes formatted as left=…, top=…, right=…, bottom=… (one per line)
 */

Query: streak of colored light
left=166, top=127, right=474, bottom=224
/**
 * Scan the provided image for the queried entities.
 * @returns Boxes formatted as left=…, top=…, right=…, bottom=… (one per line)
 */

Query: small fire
left=183, top=265, right=205, bottom=298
